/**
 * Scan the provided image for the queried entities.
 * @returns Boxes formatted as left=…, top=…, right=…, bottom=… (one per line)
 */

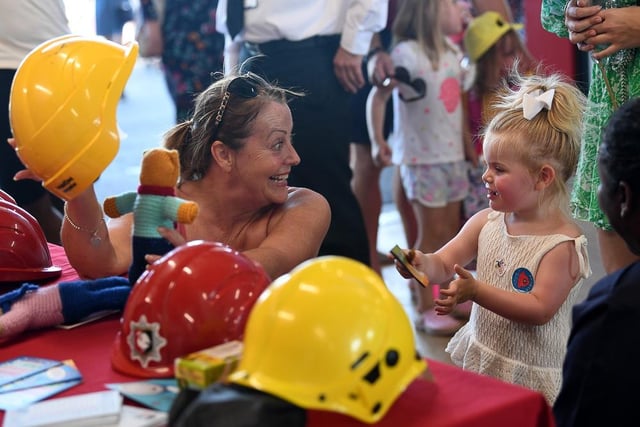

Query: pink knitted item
left=0, top=286, right=63, bottom=340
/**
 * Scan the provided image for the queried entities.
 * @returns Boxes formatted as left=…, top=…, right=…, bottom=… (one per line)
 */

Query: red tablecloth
left=1, top=245, right=555, bottom=427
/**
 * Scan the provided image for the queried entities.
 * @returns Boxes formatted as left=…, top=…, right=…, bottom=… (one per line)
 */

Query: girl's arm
left=366, top=84, right=394, bottom=167
left=405, top=208, right=489, bottom=284
left=438, top=239, right=582, bottom=325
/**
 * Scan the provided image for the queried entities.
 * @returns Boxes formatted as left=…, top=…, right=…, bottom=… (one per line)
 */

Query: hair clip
left=522, top=88, right=555, bottom=120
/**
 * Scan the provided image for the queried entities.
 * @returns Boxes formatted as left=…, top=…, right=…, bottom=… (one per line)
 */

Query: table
left=1, top=245, right=555, bottom=427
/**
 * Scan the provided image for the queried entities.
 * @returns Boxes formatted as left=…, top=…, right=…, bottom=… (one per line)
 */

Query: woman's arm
left=241, top=187, right=331, bottom=280
left=61, top=188, right=132, bottom=279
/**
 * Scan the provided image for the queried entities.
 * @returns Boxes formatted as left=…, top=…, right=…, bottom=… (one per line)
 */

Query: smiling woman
left=14, top=70, right=330, bottom=281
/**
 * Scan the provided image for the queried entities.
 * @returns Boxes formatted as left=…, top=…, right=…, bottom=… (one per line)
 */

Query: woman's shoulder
left=287, top=186, right=326, bottom=201
left=282, top=187, right=330, bottom=216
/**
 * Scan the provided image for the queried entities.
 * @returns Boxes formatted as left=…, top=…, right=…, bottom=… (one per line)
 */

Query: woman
left=541, top=0, right=640, bottom=273
left=553, top=96, right=640, bottom=427
left=14, top=72, right=331, bottom=280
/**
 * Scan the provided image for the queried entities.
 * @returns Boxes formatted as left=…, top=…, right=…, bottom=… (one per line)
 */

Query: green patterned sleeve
left=541, top=0, right=570, bottom=38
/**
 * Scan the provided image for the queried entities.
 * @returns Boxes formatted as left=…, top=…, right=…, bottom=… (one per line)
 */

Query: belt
left=244, top=34, right=341, bottom=56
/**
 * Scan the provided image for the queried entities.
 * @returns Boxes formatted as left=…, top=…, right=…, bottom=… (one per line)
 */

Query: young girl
left=462, top=11, right=525, bottom=221
left=367, top=0, right=473, bottom=335
left=395, top=72, right=592, bottom=404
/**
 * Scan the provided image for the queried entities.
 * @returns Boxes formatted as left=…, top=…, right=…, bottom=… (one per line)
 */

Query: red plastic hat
left=0, top=189, right=17, bottom=204
left=111, top=240, right=271, bottom=378
left=0, top=195, right=62, bottom=282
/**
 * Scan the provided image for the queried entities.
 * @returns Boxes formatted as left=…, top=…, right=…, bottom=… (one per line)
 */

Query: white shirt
left=216, top=0, right=388, bottom=73
left=389, top=39, right=465, bottom=166
left=0, top=0, right=70, bottom=68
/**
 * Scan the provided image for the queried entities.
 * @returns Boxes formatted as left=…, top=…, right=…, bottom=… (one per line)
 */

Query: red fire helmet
left=111, top=240, right=271, bottom=378
left=0, top=192, right=61, bottom=282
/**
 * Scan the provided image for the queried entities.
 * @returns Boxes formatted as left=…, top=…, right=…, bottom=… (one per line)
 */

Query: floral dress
left=541, top=0, right=640, bottom=230
left=140, top=0, right=225, bottom=123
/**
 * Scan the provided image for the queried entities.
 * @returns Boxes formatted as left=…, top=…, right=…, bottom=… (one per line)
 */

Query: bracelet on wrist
left=63, top=203, right=105, bottom=247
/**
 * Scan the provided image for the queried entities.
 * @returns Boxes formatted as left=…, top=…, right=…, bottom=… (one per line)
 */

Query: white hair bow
left=522, top=88, right=555, bottom=120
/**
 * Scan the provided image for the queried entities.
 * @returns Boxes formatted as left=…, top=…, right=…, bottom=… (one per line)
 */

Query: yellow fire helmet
left=229, top=256, right=427, bottom=424
left=9, top=35, right=138, bottom=200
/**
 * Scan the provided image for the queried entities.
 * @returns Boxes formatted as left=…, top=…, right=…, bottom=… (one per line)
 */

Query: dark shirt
left=554, top=261, right=640, bottom=426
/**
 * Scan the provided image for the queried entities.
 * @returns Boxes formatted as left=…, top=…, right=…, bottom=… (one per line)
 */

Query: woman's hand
left=144, top=226, right=187, bottom=266
left=587, top=6, right=640, bottom=60
left=565, top=0, right=602, bottom=51
left=6, top=138, right=40, bottom=182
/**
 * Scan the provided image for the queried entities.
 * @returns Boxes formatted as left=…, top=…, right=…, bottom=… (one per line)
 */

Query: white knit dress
left=445, top=211, right=591, bottom=404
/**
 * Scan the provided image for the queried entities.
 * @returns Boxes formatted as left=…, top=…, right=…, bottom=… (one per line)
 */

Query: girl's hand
left=371, top=139, right=392, bottom=167
left=435, top=264, right=478, bottom=314
left=393, top=248, right=423, bottom=279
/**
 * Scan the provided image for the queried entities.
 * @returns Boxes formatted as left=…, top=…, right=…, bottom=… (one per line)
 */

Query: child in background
left=394, top=72, right=591, bottom=403
left=462, top=11, right=525, bottom=221
left=367, top=0, right=473, bottom=335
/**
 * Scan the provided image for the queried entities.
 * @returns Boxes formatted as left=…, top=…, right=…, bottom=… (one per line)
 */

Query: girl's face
left=440, top=0, right=464, bottom=36
left=481, top=135, right=539, bottom=212
left=496, top=32, right=518, bottom=77
left=230, top=101, right=300, bottom=206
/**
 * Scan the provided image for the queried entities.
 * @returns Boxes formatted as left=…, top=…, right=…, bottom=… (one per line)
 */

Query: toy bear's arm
left=103, top=192, right=138, bottom=218
left=160, top=198, right=198, bottom=225
left=176, top=200, right=198, bottom=224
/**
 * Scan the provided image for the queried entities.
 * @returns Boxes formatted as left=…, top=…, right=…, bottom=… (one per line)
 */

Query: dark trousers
left=0, top=69, right=49, bottom=205
left=240, top=36, right=370, bottom=265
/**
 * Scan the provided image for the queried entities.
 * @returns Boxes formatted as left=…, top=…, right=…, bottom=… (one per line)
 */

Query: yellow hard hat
left=464, top=11, right=523, bottom=62
left=229, top=256, right=427, bottom=424
left=9, top=35, right=138, bottom=200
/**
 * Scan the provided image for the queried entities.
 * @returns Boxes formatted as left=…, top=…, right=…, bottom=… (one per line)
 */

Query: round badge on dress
left=511, top=267, right=534, bottom=293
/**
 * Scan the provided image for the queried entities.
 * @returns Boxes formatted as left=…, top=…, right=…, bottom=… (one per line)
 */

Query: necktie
left=227, top=0, right=244, bottom=39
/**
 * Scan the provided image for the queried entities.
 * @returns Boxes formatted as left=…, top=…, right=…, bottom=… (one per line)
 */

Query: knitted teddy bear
left=103, top=147, right=198, bottom=285
left=0, top=277, right=131, bottom=342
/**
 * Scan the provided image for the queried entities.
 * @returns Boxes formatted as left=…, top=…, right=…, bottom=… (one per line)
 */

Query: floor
left=100, top=58, right=606, bottom=366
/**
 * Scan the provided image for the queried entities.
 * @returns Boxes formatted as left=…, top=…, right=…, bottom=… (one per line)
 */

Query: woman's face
left=231, top=101, right=300, bottom=206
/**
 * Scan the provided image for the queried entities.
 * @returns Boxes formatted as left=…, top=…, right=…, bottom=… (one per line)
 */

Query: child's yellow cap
left=464, top=11, right=524, bottom=62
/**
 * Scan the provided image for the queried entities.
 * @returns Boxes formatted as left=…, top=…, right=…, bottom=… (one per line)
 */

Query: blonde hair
left=392, top=0, right=455, bottom=69
left=483, top=71, right=587, bottom=209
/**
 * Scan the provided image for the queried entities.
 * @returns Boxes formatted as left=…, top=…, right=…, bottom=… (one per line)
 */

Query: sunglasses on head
left=212, top=74, right=259, bottom=140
